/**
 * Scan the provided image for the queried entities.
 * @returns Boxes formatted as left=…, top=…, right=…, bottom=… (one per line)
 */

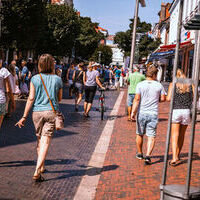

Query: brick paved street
left=1, top=85, right=200, bottom=200
left=0, top=86, right=119, bottom=200
left=95, top=90, right=200, bottom=200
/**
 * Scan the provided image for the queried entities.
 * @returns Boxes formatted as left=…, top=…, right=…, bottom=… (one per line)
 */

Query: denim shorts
left=75, top=82, right=84, bottom=94
left=136, top=113, right=158, bottom=137
left=127, top=94, right=135, bottom=107
left=69, top=80, right=73, bottom=88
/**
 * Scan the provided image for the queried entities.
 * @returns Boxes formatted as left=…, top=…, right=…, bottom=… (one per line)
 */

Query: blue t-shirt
left=115, top=69, right=121, bottom=78
left=22, top=66, right=29, bottom=81
left=31, top=74, right=63, bottom=112
left=104, top=69, right=110, bottom=79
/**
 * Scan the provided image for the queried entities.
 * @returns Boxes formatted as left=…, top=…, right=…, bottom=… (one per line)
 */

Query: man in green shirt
left=127, top=65, right=145, bottom=121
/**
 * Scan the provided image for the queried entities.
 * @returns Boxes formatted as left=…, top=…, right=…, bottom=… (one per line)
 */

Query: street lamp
left=129, top=0, right=146, bottom=71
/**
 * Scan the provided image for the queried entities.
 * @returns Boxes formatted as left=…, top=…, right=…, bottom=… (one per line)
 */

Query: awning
left=160, top=41, right=192, bottom=50
left=148, top=50, right=175, bottom=62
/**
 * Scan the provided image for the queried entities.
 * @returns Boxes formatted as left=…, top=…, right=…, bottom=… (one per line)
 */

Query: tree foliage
left=1, top=0, right=47, bottom=51
left=1, top=1, right=103, bottom=59
left=75, top=17, right=104, bottom=61
left=91, top=45, right=113, bottom=66
left=42, top=4, right=80, bottom=56
left=114, top=17, right=161, bottom=61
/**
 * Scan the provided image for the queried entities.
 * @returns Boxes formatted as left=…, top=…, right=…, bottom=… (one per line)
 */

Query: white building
left=106, top=35, right=124, bottom=66
left=51, top=0, right=73, bottom=6
left=169, top=0, right=199, bottom=44
left=168, top=0, right=199, bottom=77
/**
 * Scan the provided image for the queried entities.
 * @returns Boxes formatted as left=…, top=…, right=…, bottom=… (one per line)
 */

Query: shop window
left=188, top=50, right=194, bottom=78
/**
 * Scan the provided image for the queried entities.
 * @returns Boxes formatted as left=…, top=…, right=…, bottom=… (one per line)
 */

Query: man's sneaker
left=144, top=156, right=151, bottom=165
left=136, top=153, right=144, bottom=160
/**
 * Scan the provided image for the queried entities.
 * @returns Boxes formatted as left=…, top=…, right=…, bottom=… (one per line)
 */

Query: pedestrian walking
left=166, top=69, right=194, bottom=166
left=114, top=66, right=121, bottom=90
left=0, top=59, right=15, bottom=128
left=127, top=65, right=145, bottom=121
left=84, top=62, right=105, bottom=118
left=20, top=60, right=29, bottom=98
left=131, top=64, right=166, bottom=165
left=66, top=63, right=75, bottom=98
left=15, top=54, right=63, bottom=182
left=72, top=63, right=85, bottom=112
left=6, top=64, right=18, bottom=118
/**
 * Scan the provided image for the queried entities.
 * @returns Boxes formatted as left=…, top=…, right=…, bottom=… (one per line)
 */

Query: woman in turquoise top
left=16, top=54, right=63, bottom=182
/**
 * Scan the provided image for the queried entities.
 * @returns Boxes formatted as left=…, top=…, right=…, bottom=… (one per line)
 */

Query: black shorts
left=85, top=86, right=97, bottom=103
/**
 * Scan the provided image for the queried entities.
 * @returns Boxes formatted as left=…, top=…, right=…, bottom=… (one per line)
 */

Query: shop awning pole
left=160, top=0, right=184, bottom=198
left=185, top=29, right=200, bottom=197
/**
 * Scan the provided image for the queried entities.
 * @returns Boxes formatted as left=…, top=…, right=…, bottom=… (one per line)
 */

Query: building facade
left=168, top=0, right=199, bottom=77
left=106, top=35, right=124, bottom=66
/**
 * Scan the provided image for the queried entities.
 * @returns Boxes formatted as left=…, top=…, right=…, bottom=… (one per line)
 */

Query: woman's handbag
left=39, top=74, right=64, bottom=130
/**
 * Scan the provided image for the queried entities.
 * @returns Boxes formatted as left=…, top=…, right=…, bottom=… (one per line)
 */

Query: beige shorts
left=32, top=111, right=56, bottom=137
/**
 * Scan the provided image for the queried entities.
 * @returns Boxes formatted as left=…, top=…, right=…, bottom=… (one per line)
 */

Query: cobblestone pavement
left=0, top=86, right=120, bottom=200
left=95, top=89, right=200, bottom=200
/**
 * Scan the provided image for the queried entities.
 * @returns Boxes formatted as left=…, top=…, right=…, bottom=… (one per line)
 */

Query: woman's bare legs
left=77, top=94, right=83, bottom=105
left=171, top=123, right=180, bottom=162
left=75, top=93, right=83, bottom=111
left=34, top=135, right=52, bottom=177
left=177, top=124, right=188, bottom=159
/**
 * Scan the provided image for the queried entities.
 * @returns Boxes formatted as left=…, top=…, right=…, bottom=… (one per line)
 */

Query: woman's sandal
left=32, top=174, right=45, bottom=182
left=169, top=160, right=182, bottom=167
left=41, top=168, right=47, bottom=173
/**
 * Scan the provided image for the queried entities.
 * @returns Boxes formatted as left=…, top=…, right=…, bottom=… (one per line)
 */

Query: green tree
left=114, top=17, right=160, bottom=61
left=75, top=17, right=104, bottom=60
left=91, top=45, right=113, bottom=65
left=42, top=4, right=80, bottom=56
left=138, top=35, right=161, bottom=59
left=1, top=0, right=47, bottom=52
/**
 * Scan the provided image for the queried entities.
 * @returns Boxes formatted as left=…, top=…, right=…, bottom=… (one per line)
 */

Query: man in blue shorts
left=131, top=65, right=166, bottom=165
left=127, top=65, right=145, bottom=121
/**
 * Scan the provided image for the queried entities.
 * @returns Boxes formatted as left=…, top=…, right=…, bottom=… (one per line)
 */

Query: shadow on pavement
left=46, top=164, right=119, bottom=181
left=0, top=158, right=76, bottom=168
left=150, top=152, right=200, bottom=165
left=0, top=97, right=87, bottom=148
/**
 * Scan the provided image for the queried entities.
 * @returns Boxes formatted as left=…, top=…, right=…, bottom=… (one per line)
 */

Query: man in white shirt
left=131, top=65, right=166, bottom=165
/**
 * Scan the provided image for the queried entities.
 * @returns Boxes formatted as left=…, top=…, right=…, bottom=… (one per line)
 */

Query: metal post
left=192, top=31, right=198, bottom=80
left=160, top=0, right=184, bottom=199
left=185, top=30, right=200, bottom=197
left=129, top=0, right=139, bottom=71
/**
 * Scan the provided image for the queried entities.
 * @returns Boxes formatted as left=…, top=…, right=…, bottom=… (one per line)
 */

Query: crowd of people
left=0, top=53, right=194, bottom=182
left=0, top=54, right=129, bottom=182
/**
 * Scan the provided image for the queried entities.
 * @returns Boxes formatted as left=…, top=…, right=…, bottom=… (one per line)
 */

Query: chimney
left=161, top=3, right=166, bottom=22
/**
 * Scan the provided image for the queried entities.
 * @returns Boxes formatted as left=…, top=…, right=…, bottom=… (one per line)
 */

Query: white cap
left=92, top=62, right=100, bottom=67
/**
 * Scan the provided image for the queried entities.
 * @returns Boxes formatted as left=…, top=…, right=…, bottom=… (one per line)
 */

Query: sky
left=73, top=0, right=173, bottom=35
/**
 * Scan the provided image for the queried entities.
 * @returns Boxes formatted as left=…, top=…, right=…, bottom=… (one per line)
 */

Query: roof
left=106, top=35, right=115, bottom=41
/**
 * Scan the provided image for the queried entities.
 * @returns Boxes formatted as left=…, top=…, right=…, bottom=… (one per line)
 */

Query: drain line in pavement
left=74, top=91, right=124, bottom=200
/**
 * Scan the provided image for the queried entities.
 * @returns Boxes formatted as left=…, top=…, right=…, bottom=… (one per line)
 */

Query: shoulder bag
left=39, top=73, right=64, bottom=130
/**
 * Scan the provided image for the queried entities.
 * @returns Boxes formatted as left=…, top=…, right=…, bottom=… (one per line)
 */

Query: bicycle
left=98, top=88, right=106, bottom=120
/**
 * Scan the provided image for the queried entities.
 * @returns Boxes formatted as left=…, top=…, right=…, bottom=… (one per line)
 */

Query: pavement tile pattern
left=95, top=90, right=200, bottom=200
left=0, top=86, right=119, bottom=200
